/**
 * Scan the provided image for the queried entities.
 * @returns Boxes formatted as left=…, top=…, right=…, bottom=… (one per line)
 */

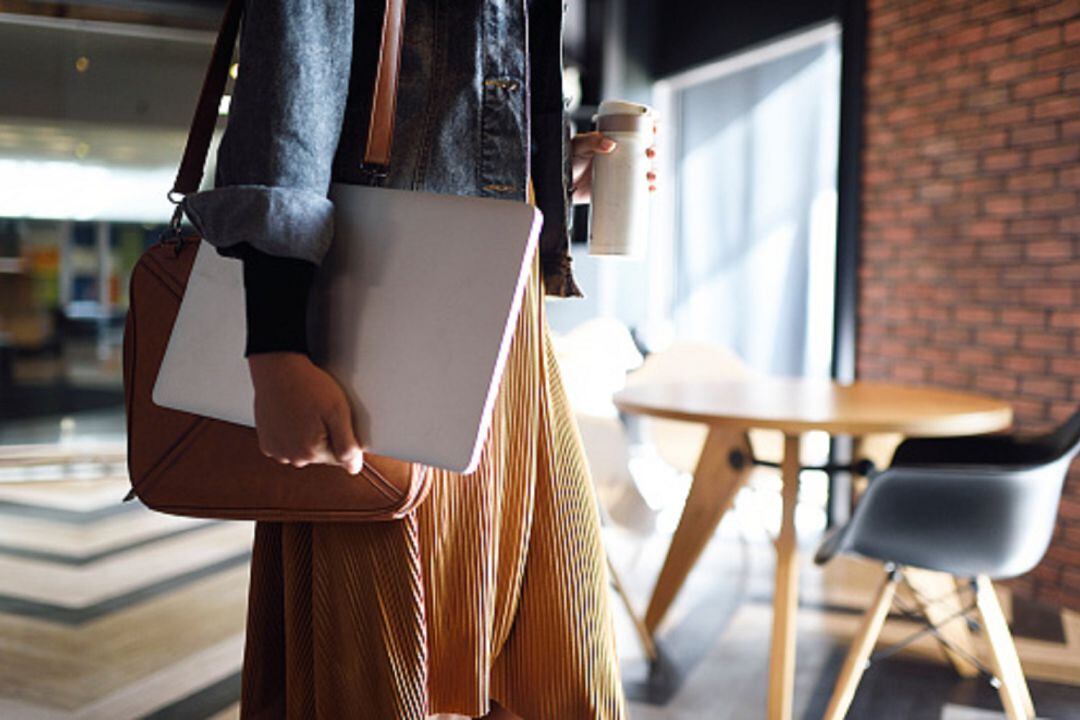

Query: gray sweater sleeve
left=180, top=0, right=355, bottom=266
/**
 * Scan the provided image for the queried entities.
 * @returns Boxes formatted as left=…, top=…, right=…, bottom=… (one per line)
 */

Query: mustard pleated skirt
left=239, top=180, right=627, bottom=719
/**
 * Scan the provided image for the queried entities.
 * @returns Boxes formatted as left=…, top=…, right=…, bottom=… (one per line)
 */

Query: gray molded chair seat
left=815, top=407, right=1080, bottom=720
left=817, top=407, right=1080, bottom=578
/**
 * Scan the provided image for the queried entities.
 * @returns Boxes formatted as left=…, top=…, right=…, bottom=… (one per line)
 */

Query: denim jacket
left=181, top=0, right=583, bottom=300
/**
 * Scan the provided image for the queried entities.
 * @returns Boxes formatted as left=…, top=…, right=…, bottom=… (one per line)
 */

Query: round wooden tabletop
left=613, top=378, right=1013, bottom=436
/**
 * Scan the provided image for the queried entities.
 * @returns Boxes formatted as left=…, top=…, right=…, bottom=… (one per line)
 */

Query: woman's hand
left=247, top=353, right=365, bottom=475
left=570, top=131, right=615, bottom=204
left=570, top=121, right=659, bottom=205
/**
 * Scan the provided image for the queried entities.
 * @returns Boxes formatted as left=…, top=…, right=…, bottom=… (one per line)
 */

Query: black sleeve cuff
left=217, top=242, right=316, bottom=357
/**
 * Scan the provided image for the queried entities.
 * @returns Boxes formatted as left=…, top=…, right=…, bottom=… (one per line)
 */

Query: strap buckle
left=158, top=203, right=188, bottom=256
left=166, top=203, right=184, bottom=235
left=358, top=163, right=391, bottom=185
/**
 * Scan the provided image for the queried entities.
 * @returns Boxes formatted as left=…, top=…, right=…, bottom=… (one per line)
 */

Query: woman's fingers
left=262, top=428, right=323, bottom=467
left=647, top=120, right=659, bottom=191
left=572, top=131, right=617, bottom=159
left=248, top=354, right=367, bottom=475
left=257, top=416, right=360, bottom=474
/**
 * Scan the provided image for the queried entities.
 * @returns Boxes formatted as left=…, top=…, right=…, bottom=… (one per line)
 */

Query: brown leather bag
left=123, top=0, right=430, bottom=522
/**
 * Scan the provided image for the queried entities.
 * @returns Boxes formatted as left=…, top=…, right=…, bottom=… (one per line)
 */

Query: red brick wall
left=859, top=0, right=1079, bottom=610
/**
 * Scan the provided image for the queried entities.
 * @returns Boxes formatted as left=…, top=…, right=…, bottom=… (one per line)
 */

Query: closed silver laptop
left=153, top=184, right=542, bottom=474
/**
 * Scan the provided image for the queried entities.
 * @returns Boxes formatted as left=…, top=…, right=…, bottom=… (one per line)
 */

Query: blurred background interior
left=0, top=0, right=1077, bottom=718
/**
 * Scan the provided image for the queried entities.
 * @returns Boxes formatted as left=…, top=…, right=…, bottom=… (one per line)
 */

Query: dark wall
left=651, top=0, right=841, bottom=78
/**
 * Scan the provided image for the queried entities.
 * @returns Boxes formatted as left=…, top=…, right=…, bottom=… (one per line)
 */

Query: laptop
left=152, top=184, right=543, bottom=474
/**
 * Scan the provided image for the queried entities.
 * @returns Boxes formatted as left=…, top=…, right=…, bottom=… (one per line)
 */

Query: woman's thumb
left=326, top=403, right=364, bottom=475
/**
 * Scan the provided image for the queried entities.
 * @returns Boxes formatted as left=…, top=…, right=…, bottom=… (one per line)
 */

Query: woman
left=182, top=1, right=657, bottom=717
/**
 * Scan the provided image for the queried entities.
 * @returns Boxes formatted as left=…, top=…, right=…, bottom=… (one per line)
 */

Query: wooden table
left=613, top=378, right=1012, bottom=720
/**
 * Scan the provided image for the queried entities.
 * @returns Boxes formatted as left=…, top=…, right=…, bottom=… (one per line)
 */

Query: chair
left=548, top=317, right=644, bottom=420
left=815, top=407, right=1080, bottom=720
left=548, top=319, right=653, bottom=531
left=625, top=341, right=757, bottom=472
left=548, top=319, right=658, bottom=660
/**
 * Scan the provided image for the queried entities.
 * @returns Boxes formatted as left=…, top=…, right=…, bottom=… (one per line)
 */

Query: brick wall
left=859, top=0, right=1079, bottom=609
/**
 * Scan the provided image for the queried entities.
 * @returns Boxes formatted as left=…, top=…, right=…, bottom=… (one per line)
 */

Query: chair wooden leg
left=590, top=468, right=658, bottom=662
left=853, top=434, right=979, bottom=678
left=644, top=427, right=752, bottom=633
left=974, top=576, right=1035, bottom=720
left=607, top=554, right=658, bottom=662
left=823, top=567, right=900, bottom=720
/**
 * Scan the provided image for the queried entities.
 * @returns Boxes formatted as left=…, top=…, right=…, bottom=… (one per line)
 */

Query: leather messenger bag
left=123, top=0, right=431, bottom=522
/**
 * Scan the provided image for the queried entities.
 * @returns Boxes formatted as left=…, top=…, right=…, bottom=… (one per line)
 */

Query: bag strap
left=172, top=0, right=406, bottom=197
left=366, top=0, right=406, bottom=167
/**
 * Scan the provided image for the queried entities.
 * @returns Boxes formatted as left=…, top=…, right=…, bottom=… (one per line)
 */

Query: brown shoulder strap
left=171, top=0, right=242, bottom=196
left=172, top=0, right=405, bottom=196
left=366, top=0, right=406, bottom=167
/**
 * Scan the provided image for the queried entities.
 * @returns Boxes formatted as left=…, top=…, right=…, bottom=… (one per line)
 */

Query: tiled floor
left=1, top=433, right=1079, bottom=719
left=609, top=522, right=1080, bottom=719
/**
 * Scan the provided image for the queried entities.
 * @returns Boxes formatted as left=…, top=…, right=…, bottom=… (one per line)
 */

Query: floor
left=1, top=417, right=1079, bottom=719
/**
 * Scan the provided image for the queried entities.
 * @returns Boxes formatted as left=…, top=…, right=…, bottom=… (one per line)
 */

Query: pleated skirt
left=238, top=179, right=627, bottom=719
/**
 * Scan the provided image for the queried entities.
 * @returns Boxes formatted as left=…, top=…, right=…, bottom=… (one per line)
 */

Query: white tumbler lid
left=596, top=99, right=653, bottom=117
left=594, top=99, right=654, bottom=133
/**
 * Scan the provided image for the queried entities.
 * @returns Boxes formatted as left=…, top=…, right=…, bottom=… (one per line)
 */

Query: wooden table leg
left=644, top=427, right=752, bottom=634
left=854, top=432, right=980, bottom=678
left=768, top=434, right=801, bottom=720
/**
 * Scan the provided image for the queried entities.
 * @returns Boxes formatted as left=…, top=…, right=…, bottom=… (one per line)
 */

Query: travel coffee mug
left=588, top=99, right=655, bottom=258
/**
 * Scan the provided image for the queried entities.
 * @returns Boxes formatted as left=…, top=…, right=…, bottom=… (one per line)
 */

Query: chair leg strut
left=607, top=554, right=658, bottom=662
left=832, top=572, right=1036, bottom=720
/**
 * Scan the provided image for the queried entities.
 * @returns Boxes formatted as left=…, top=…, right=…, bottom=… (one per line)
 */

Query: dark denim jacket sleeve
left=529, top=0, right=583, bottom=298
left=180, top=0, right=354, bottom=266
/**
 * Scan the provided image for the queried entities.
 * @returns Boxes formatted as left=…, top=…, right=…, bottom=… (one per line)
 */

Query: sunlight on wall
left=669, top=29, right=841, bottom=377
